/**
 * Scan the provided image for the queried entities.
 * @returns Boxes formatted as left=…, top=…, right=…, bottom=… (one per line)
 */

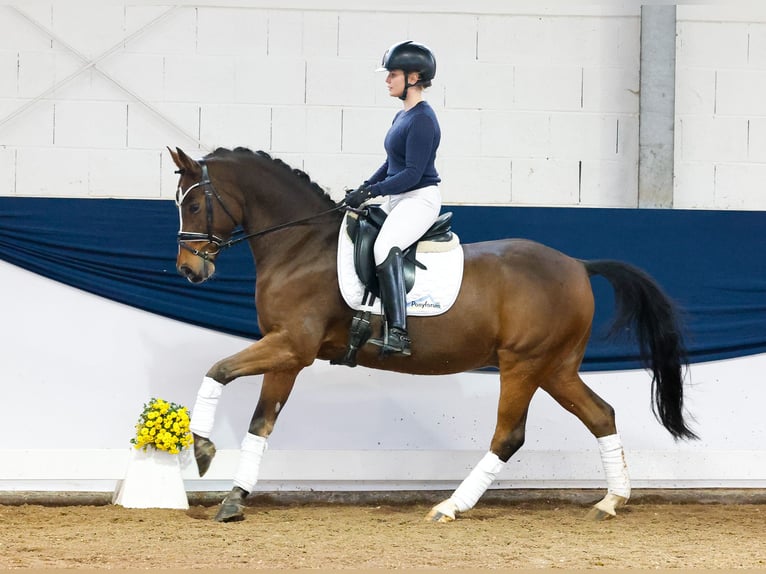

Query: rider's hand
left=344, top=184, right=373, bottom=208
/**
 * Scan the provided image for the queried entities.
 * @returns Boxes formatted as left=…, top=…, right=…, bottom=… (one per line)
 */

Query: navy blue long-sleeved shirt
left=365, top=101, right=441, bottom=197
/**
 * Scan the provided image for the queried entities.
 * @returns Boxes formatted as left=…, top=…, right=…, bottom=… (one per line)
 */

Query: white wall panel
left=302, top=11, right=339, bottom=58
left=337, top=12, right=406, bottom=59
left=0, top=7, right=51, bottom=51
left=406, top=13, right=478, bottom=62
left=0, top=149, right=14, bottom=193
left=581, top=66, right=639, bottom=113
left=88, top=149, right=162, bottom=198
left=197, top=7, right=268, bottom=56
left=16, top=50, right=56, bottom=98
left=676, top=21, right=749, bottom=69
left=15, top=147, right=89, bottom=196
left=164, top=54, right=237, bottom=104
left=99, top=54, right=166, bottom=102
left=0, top=51, right=17, bottom=98
left=511, top=158, right=579, bottom=205
left=3, top=259, right=764, bottom=491
left=235, top=56, right=306, bottom=105
left=713, top=163, right=766, bottom=210
left=439, top=156, right=510, bottom=205
left=123, top=7, right=196, bottom=55
left=127, top=102, right=200, bottom=151
left=200, top=104, right=271, bottom=151
left=267, top=11, right=305, bottom=58
left=677, top=116, right=748, bottom=163
left=0, top=100, right=54, bottom=146
left=673, top=162, right=716, bottom=209
left=513, top=66, right=583, bottom=112
left=54, top=101, right=127, bottom=148
left=715, top=69, right=766, bottom=117
left=480, top=111, right=549, bottom=158
left=580, top=159, right=638, bottom=207
left=341, top=108, right=392, bottom=154
left=50, top=4, right=125, bottom=59
left=674, top=68, right=715, bottom=116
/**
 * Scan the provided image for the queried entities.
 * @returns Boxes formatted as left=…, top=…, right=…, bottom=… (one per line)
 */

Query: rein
left=176, top=161, right=345, bottom=262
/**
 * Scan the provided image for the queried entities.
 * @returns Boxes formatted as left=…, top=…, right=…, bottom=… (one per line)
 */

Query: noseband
left=176, top=161, right=345, bottom=262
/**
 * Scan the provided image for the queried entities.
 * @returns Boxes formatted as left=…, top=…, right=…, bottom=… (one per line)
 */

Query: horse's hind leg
left=543, top=373, right=631, bottom=520
left=426, top=363, right=537, bottom=523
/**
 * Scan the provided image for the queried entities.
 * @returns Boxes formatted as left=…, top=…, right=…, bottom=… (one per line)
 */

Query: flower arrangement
left=130, top=398, right=193, bottom=454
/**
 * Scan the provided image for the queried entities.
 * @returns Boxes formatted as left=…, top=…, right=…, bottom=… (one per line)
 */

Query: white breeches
left=374, top=185, right=441, bottom=264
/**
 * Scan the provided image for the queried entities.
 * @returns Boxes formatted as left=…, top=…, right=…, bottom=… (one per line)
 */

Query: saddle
left=345, top=206, right=454, bottom=298
left=333, top=206, right=454, bottom=368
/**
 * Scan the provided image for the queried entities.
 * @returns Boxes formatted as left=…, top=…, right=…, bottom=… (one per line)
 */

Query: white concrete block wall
left=675, top=6, right=766, bottom=209
left=1, top=2, right=762, bottom=210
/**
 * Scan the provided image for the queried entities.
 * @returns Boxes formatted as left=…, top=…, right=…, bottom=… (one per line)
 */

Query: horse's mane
left=207, top=146, right=336, bottom=207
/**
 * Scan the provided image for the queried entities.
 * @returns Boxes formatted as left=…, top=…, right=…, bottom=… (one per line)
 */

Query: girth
left=345, top=205, right=454, bottom=299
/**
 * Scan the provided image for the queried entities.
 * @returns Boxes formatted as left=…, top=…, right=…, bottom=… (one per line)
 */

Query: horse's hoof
left=586, top=492, right=627, bottom=521
left=585, top=506, right=615, bottom=521
left=425, top=499, right=457, bottom=523
left=214, top=501, right=245, bottom=523
left=193, top=434, right=216, bottom=477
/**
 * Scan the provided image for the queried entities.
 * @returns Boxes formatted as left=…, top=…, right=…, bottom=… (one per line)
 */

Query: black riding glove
left=344, top=185, right=373, bottom=208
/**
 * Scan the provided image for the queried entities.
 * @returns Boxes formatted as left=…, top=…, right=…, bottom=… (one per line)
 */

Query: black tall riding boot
left=370, top=247, right=411, bottom=356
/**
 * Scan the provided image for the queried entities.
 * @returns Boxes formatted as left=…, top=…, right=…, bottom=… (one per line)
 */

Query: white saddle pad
left=337, top=218, right=464, bottom=317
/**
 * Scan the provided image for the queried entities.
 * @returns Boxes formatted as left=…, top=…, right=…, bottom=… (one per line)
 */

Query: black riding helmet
left=377, top=41, right=436, bottom=100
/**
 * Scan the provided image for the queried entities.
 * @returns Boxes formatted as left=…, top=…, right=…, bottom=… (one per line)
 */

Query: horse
left=168, top=146, right=697, bottom=523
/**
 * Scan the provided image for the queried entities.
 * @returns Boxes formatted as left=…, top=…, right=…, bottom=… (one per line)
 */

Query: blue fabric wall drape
left=1, top=197, right=764, bottom=370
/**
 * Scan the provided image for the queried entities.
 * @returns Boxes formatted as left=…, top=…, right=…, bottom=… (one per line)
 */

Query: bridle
left=175, top=160, right=345, bottom=262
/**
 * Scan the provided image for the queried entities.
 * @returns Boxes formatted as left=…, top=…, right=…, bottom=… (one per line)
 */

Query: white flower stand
left=113, top=447, right=189, bottom=509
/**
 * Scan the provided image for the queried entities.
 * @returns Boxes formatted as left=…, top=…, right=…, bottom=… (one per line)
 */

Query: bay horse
left=168, top=146, right=696, bottom=523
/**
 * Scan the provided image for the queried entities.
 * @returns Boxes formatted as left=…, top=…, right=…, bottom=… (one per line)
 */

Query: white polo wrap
left=232, top=433, right=268, bottom=493
left=189, top=376, right=224, bottom=438
left=598, top=433, right=631, bottom=499
left=450, top=451, right=505, bottom=512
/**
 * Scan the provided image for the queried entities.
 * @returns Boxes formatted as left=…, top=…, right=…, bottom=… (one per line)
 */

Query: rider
left=344, top=41, right=442, bottom=357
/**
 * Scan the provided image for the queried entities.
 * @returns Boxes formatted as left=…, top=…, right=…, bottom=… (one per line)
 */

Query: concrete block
left=550, top=113, right=638, bottom=161
left=51, top=3, right=125, bottom=60
left=677, top=116, right=748, bottom=162
left=714, top=163, right=766, bottom=210
left=747, top=23, right=766, bottom=68
left=302, top=12, right=339, bottom=58
left=341, top=108, right=393, bottom=154
left=0, top=51, right=18, bottom=98
left=0, top=100, right=54, bottom=146
left=338, top=13, right=406, bottom=59
left=127, top=102, right=201, bottom=151
left=17, top=51, right=55, bottom=99
left=306, top=58, right=376, bottom=107
left=438, top=109, right=481, bottom=158
left=715, top=69, right=766, bottom=117
left=442, top=60, right=513, bottom=110
left=511, top=158, right=579, bottom=206
left=673, top=162, right=715, bottom=209
left=514, top=66, right=582, bottom=111
left=747, top=118, right=766, bottom=163
left=582, top=66, right=639, bottom=113
left=0, top=149, right=15, bottom=195
left=0, top=7, right=52, bottom=50
left=99, top=53, right=166, bottom=102
left=439, top=157, right=511, bottom=205
left=478, top=15, right=639, bottom=67
left=125, top=6, right=196, bottom=55
left=676, top=21, right=749, bottom=68
left=88, top=149, right=161, bottom=198
left=197, top=7, right=268, bottom=56
left=674, top=68, right=715, bottom=116
left=480, top=111, right=550, bottom=158
left=407, top=13, right=478, bottom=62
left=579, top=159, right=638, bottom=207
left=236, top=56, right=306, bottom=105
left=268, top=11, right=303, bottom=57
left=15, top=148, right=89, bottom=196
left=54, top=100, right=127, bottom=148
left=164, top=54, right=236, bottom=104
left=200, top=104, right=271, bottom=151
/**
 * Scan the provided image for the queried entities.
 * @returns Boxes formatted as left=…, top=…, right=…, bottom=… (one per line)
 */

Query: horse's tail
left=584, top=259, right=698, bottom=440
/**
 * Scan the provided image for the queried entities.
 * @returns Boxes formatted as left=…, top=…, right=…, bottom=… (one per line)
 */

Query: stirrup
left=369, top=326, right=411, bottom=357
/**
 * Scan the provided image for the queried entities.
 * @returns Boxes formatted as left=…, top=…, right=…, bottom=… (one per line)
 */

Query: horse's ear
left=167, top=146, right=201, bottom=178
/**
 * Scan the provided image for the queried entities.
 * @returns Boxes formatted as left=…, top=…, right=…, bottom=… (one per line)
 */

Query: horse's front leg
left=189, top=331, right=308, bottom=479
left=214, top=368, right=299, bottom=522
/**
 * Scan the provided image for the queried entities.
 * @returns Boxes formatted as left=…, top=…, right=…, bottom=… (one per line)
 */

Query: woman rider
left=344, top=41, right=442, bottom=357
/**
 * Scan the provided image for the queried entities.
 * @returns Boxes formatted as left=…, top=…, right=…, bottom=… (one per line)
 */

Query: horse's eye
left=189, top=203, right=201, bottom=215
